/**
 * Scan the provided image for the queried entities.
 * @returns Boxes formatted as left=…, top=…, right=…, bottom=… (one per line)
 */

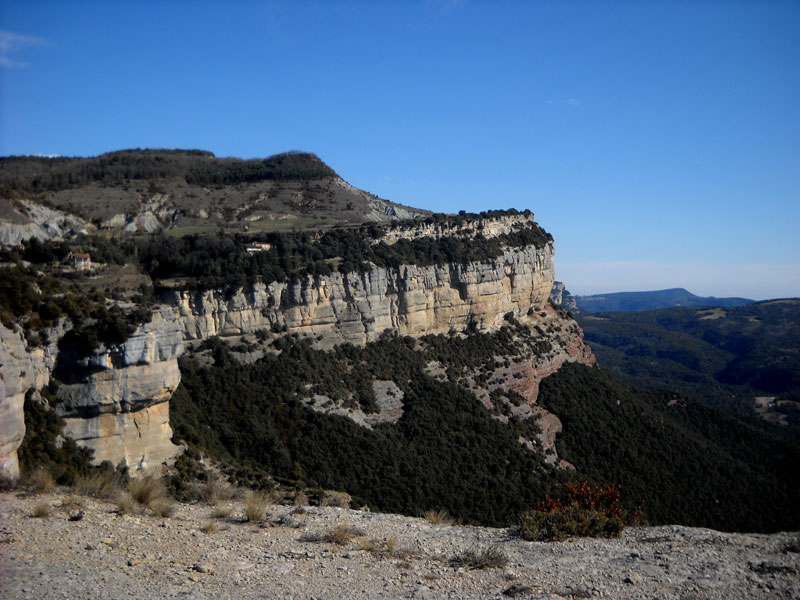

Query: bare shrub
left=451, top=546, right=509, bottom=570
left=32, top=503, right=51, bottom=518
left=521, top=480, right=634, bottom=542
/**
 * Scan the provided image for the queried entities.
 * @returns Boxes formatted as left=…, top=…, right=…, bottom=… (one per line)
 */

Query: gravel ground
left=1, top=490, right=798, bottom=599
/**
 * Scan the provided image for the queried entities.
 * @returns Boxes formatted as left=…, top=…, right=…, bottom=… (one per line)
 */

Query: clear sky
left=1, top=1, right=798, bottom=299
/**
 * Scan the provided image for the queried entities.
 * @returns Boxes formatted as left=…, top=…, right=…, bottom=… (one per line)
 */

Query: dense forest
left=0, top=149, right=337, bottom=193
left=171, top=332, right=562, bottom=527
left=170, top=330, right=800, bottom=533
left=538, top=362, right=800, bottom=532
left=577, top=302, right=800, bottom=426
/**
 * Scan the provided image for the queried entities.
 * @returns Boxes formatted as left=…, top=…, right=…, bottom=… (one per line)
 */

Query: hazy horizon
left=1, top=1, right=798, bottom=300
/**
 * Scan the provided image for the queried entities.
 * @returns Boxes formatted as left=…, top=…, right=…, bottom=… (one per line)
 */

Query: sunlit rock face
left=168, top=243, right=555, bottom=349
left=0, top=309, right=183, bottom=479
left=57, top=307, right=184, bottom=471
left=0, top=321, right=65, bottom=479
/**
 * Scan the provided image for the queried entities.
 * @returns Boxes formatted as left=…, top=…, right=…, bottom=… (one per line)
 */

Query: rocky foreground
left=1, top=490, right=798, bottom=600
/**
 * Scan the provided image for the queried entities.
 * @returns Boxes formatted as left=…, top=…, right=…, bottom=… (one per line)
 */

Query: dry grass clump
left=27, top=468, right=55, bottom=494
left=324, top=524, right=363, bottom=546
left=423, top=508, right=456, bottom=526
left=300, top=523, right=365, bottom=546
left=73, top=470, right=123, bottom=499
left=201, top=520, right=219, bottom=534
left=31, top=503, right=51, bottom=518
left=243, top=490, right=272, bottom=523
left=211, top=505, right=233, bottom=520
left=115, top=491, right=136, bottom=515
left=450, top=546, right=509, bottom=570
left=128, top=475, right=167, bottom=508
left=150, top=499, right=175, bottom=518
left=198, top=477, right=234, bottom=505
left=61, top=494, right=85, bottom=509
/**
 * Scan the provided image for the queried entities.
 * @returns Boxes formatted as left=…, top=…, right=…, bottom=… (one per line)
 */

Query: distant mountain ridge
left=574, top=288, right=754, bottom=313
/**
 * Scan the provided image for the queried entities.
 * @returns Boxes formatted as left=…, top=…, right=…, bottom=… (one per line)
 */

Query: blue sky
left=1, top=1, right=798, bottom=299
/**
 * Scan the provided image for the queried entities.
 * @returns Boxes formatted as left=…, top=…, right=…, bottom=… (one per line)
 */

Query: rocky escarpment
left=168, top=243, right=555, bottom=349
left=1, top=214, right=592, bottom=479
left=56, top=307, right=184, bottom=470
left=0, top=321, right=66, bottom=479
left=378, top=211, right=538, bottom=245
left=0, top=308, right=183, bottom=479
left=0, top=197, right=93, bottom=246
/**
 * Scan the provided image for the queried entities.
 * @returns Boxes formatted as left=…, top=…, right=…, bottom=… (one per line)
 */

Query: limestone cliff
left=0, top=309, right=183, bottom=479
left=57, top=307, right=184, bottom=470
left=167, top=243, right=555, bottom=349
left=0, top=214, right=592, bottom=479
left=0, top=321, right=64, bottom=479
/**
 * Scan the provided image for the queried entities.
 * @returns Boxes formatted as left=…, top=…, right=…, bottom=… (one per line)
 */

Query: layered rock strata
left=0, top=309, right=183, bottom=478
left=168, top=244, right=555, bottom=349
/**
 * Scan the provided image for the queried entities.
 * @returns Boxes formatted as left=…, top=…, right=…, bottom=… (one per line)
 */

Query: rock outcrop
left=0, top=321, right=64, bottom=479
left=0, top=197, right=92, bottom=246
left=550, top=281, right=580, bottom=313
left=57, top=307, right=184, bottom=470
left=168, top=243, right=555, bottom=349
left=0, top=309, right=183, bottom=479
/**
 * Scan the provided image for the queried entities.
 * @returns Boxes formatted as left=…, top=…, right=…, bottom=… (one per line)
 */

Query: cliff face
left=0, top=216, right=592, bottom=479
left=57, top=307, right=184, bottom=470
left=0, top=309, right=183, bottom=479
left=168, top=244, right=555, bottom=349
left=0, top=321, right=64, bottom=479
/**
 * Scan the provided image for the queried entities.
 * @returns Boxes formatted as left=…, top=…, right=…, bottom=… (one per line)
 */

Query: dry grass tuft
left=31, top=503, right=51, bottom=518
left=358, top=538, right=378, bottom=552
left=324, top=524, right=362, bottom=546
left=115, top=491, right=136, bottom=515
left=150, top=499, right=175, bottom=518
left=28, top=468, right=55, bottom=494
left=74, top=470, right=123, bottom=499
left=451, top=546, right=509, bottom=570
left=61, top=494, right=85, bottom=509
left=198, top=477, right=234, bottom=505
left=423, top=508, right=456, bottom=526
left=201, top=520, right=219, bottom=534
left=212, top=505, right=233, bottom=520
left=385, top=535, right=399, bottom=555
left=128, top=475, right=166, bottom=508
left=243, top=490, right=272, bottom=523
